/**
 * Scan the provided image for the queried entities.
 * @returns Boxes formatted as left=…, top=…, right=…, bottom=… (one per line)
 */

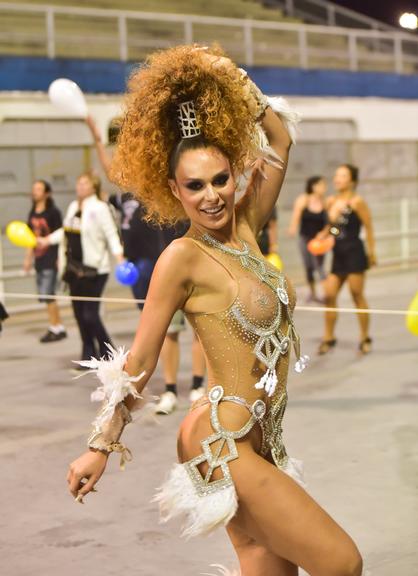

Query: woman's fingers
left=68, top=469, right=85, bottom=498
left=78, top=475, right=97, bottom=498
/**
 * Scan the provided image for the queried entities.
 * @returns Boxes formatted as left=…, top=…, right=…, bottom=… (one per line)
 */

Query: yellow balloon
left=266, top=252, right=283, bottom=270
left=6, top=220, right=37, bottom=249
left=406, top=291, right=418, bottom=337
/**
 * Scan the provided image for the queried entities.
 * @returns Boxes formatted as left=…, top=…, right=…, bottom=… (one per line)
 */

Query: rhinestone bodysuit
left=181, top=235, right=305, bottom=495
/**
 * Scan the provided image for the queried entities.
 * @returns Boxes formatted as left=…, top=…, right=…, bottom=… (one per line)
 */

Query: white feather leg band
left=75, top=343, right=146, bottom=430
left=281, top=457, right=307, bottom=490
left=153, top=463, right=238, bottom=539
left=202, top=565, right=241, bottom=576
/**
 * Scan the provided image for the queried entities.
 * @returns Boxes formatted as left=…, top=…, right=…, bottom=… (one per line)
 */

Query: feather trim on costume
left=267, top=96, right=301, bottom=144
left=281, top=457, right=307, bottom=489
left=252, top=124, right=284, bottom=170
left=74, top=343, right=146, bottom=428
left=153, top=463, right=238, bottom=539
left=201, top=565, right=241, bottom=576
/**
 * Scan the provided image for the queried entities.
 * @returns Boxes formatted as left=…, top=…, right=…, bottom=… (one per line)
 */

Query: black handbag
left=62, top=258, right=98, bottom=283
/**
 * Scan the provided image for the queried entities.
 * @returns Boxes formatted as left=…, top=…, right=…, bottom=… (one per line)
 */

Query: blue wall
left=0, top=56, right=417, bottom=99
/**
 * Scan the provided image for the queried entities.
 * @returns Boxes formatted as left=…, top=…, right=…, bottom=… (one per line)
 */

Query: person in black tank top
left=319, top=164, right=377, bottom=355
left=288, top=175, right=328, bottom=302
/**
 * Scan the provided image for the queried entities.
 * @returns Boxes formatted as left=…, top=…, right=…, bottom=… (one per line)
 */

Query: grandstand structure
left=1, top=0, right=418, bottom=311
left=0, top=0, right=417, bottom=74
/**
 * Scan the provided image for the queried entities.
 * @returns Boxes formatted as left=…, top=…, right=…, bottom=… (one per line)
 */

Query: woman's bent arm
left=67, top=240, right=194, bottom=498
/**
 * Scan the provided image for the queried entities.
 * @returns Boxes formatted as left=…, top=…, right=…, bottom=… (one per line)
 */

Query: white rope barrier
left=2, top=291, right=418, bottom=316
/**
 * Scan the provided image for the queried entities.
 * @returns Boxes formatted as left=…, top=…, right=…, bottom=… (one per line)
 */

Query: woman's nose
left=205, top=184, right=218, bottom=201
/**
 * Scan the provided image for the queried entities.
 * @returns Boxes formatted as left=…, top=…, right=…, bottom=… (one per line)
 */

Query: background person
left=319, top=164, right=376, bottom=355
left=257, top=206, right=278, bottom=256
left=288, top=175, right=328, bottom=302
left=39, top=173, right=124, bottom=364
left=24, top=179, right=67, bottom=342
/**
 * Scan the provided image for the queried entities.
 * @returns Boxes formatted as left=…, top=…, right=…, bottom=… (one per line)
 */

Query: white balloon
left=48, top=78, right=88, bottom=117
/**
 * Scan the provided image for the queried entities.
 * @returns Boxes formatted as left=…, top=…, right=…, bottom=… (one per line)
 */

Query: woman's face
left=312, top=178, right=327, bottom=197
left=76, top=176, right=95, bottom=200
left=32, top=181, right=48, bottom=203
left=333, top=166, right=354, bottom=193
left=169, top=147, right=236, bottom=231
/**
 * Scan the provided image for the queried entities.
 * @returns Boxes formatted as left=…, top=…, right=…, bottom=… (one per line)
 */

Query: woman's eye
left=186, top=181, right=203, bottom=191
left=213, top=174, right=229, bottom=187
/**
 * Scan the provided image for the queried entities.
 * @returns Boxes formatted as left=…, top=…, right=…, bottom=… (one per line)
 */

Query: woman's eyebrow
left=183, top=170, right=230, bottom=183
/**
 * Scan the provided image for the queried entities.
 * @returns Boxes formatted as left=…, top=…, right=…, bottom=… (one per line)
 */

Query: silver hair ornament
left=177, top=100, right=201, bottom=139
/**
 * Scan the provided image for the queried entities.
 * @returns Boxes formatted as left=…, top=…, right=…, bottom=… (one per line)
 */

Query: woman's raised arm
left=238, top=106, right=293, bottom=235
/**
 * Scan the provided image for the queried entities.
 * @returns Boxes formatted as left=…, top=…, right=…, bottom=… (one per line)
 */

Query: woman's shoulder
left=325, top=195, right=336, bottom=208
left=160, top=236, right=201, bottom=264
left=153, top=237, right=199, bottom=286
left=295, top=193, right=307, bottom=206
left=65, top=199, right=79, bottom=213
left=351, top=194, right=367, bottom=209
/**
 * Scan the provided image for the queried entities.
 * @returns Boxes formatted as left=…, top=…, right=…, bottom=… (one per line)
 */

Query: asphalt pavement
left=0, top=266, right=417, bottom=576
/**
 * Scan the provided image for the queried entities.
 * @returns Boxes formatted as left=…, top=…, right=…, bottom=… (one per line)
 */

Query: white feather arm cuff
left=75, top=343, right=146, bottom=430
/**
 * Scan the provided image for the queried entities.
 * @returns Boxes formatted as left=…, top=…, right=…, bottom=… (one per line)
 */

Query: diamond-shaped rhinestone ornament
left=184, top=386, right=264, bottom=496
left=255, top=334, right=290, bottom=369
left=277, top=287, right=289, bottom=306
left=252, top=399, right=266, bottom=419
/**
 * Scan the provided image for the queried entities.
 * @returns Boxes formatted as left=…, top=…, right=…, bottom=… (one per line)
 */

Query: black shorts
left=331, top=238, right=368, bottom=276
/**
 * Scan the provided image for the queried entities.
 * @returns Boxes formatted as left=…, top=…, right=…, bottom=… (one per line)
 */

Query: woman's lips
left=200, top=204, right=225, bottom=215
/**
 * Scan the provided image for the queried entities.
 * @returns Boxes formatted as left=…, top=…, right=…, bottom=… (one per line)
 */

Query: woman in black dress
left=319, top=164, right=376, bottom=355
left=288, top=175, right=328, bottom=302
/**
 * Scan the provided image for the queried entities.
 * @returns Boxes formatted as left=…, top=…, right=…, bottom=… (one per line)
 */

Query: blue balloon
left=115, top=262, right=140, bottom=286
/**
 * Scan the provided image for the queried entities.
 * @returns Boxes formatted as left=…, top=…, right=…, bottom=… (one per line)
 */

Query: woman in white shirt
left=43, top=173, right=124, bottom=364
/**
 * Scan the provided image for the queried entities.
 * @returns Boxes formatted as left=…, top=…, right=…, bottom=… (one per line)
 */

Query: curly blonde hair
left=110, top=45, right=259, bottom=226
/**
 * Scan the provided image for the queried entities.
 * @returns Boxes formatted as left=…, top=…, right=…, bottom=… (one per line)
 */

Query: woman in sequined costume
left=67, top=46, right=363, bottom=576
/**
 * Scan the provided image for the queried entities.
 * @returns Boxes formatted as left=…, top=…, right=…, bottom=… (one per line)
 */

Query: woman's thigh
left=324, top=273, right=346, bottom=301
left=227, top=520, right=298, bottom=576
left=228, top=445, right=362, bottom=576
left=346, top=273, right=365, bottom=300
left=178, top=412, right=361, bottom=576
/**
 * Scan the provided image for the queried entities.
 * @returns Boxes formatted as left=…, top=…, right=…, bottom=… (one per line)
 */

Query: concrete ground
left=0, top=266, right=417, bottom=576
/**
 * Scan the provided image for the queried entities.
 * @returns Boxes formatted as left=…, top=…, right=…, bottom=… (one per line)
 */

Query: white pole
left=118, top=15, right=128, bottom=62
left=46, top=8, right=55, bottom=59
left=244, top=22, right=254, bottom=67
left=0, top=232, right=5, bottom=307
left=184, top=19, right=193, bottom=44
left=394, top=34, right=403, bottom=74
left=348, top=32, right=358, bottom=71
left=400, top=198, right=410, bottom=266
left=298, top=28, right=308, bottom=69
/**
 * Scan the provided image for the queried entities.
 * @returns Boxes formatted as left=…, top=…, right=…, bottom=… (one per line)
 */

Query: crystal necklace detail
left=201, top=233, right=309, bottom=396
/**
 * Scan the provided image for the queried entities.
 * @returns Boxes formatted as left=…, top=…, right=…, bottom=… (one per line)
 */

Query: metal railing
left=0, top=2, right=417, bottom=74
left=265, top=0, right=395, bottom=31
left=2, top=199, right=417, bottom=313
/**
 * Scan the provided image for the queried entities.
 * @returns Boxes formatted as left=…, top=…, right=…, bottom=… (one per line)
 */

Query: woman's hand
left=36, top=236, right=50, bottom=249
left=368, top=252, right=377, bottom=267
left=67, top=449, right=108, bottom=503
left=315, top=229, right=330, bottom=241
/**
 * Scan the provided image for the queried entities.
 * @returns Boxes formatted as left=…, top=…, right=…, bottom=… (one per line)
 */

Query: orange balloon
left=307, top=236, right=335, bottom=256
